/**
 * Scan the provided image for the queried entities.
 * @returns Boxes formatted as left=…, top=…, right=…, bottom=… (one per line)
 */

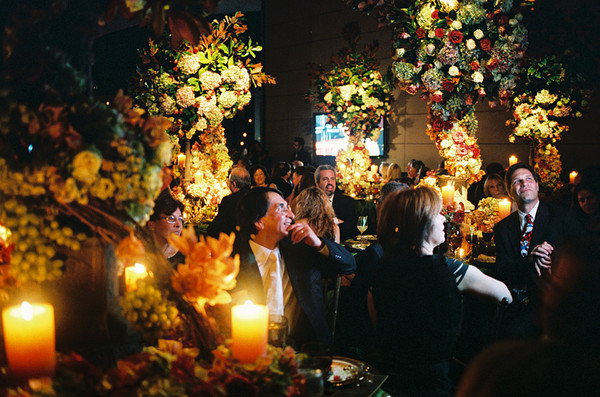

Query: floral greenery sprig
left=335, top=143, right=381, bottom=197
left=133, top=11, right=275, bottom=141
left=307, top=41, right=394, bottom=144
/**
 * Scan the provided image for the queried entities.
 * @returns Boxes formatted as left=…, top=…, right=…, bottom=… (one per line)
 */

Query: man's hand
left=529, top=241, right=554, bottom=276
left=288, top=222, right=321, bottom=248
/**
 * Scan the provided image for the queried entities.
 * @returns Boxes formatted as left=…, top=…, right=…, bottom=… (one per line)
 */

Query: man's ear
left=254, top=219, right=265, bottom=232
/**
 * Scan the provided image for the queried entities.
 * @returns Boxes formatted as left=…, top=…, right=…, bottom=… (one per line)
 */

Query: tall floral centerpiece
left=392, top=0, right=528, bottom=184
left=0, top=52, right=171, bottom=290
left=307, top=34, right=393, bottom=197
left=506, top=56, right=591, bottom=190
left=132, top=12, right=275, bottom=223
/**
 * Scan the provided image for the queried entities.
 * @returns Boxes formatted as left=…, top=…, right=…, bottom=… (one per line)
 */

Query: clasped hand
left=529, top=241, right=553, bottom=276
left=287, top=222, right=321, bottom=248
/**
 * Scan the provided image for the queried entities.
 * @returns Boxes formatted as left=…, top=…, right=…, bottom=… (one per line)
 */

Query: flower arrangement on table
left=506, top=56, right=591, bottom=190
left=0, top=340, right=304, bottom=396
left=132, top=12, right=275, bottom=223
left=391, top=0, right=528, bottom=184
left=335, top=142, right=382, bottom=198
left=0, top=49, right=171, bottom=290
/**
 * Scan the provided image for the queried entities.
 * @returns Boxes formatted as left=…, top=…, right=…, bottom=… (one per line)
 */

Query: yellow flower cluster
left=335, top=142, right=381, bottom=197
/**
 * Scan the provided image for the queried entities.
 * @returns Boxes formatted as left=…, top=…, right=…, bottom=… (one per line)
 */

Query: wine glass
left=357, top=216, right=368, bottom=237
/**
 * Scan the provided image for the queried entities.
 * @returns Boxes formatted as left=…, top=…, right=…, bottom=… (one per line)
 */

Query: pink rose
left=452, top=128, right=466, bottom=143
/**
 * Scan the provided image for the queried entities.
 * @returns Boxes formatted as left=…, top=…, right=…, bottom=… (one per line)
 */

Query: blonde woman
left=292, top=186, right=340, bottom=243
left=384, top=162, right=402, bottom=183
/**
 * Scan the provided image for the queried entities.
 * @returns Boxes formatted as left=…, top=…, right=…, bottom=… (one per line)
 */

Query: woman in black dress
left=371, top=186, right=511, bottom=396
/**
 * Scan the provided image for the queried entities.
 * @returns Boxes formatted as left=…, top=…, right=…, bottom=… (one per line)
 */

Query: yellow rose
left=72, top=150, right=102, bottom=185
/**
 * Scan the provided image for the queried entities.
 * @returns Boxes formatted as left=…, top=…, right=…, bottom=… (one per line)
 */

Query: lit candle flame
left=20, top=302, right=33, bottom=322
left=133, top=263, right=146, bottom=274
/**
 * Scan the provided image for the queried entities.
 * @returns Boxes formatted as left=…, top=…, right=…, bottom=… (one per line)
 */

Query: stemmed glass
left=357, top=216, right=368, bottom=236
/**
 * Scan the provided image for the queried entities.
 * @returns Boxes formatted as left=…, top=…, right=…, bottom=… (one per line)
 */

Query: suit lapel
left=507, top=212, right=522, bottom=257
left=530, top=201, right=549, bottom=250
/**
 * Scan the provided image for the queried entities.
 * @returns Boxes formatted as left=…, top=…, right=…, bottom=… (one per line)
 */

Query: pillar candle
left=509, top=155, right=518, bottom=166
left=177, top=153, right=186, bottom=166
left=125, top=263, right=149, bottom=291
left=194, top=171, right=202, bottom=184
left=231, top=301, right=268, bottom=363
left=370, top=164, right=378, bottom=173
left=569, top=171, right=578, bottom=184
left=441, top=185, right=455, bottom=207
left=498, top=199, right=511, bottom=220
left=2, top=302, right=55, bottom=380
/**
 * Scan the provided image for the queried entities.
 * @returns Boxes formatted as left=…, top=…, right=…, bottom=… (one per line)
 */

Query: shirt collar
left=518, top=200, right=540, bottom=227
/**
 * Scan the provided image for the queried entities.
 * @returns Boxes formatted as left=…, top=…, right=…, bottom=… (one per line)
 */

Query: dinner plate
left=357, top=234, right=377, bottom=241
left=328, top=356, right=364, bottom=387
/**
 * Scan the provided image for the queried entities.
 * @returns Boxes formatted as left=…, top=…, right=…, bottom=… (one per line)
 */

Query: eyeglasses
left=273, top=202, right=292, bottom=214
left=163, top=215, right=185, bottom=224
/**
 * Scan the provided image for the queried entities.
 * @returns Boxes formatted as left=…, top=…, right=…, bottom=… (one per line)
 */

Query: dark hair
left=485, top=162, right=504, bottom=176
left=236, top=187, right=283, bottom=239
left=573, top=179, right=600, bottom=216
left=378, top=181, right=411, bottom=207
left=276, top=161, right=292, bottom=178
left=293, top=137, right=305, bottom=147
left=377, top=186, right=442, bottom=257
left=150, top=189, right=185, bottom=221
left=505, top=162, right=539, bottom=188
left=250, top=164, right=271, bottom=186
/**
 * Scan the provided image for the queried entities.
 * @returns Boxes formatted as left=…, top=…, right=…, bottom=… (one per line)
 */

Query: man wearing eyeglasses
left=233, top=187, right=356, bottom=346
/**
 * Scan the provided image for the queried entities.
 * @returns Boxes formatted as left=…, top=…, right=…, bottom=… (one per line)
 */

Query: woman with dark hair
left=291, top=186, right=340, bottom=243
left=147, top=189, right=186, bottom=264
left=371, top=186, right=511, bottom=396
left=250, top=164, right=276, bottom=189
left=573, top=180, right=600, bottom=235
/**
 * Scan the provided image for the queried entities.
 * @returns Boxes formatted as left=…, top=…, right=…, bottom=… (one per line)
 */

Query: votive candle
left=509, top=155, right=518, bottom=166
left=370, top=164, right=378, bottom=173
left=125, top=263, right=149, bottom=291
left=2, top=302, right=55, bottom=380
left=441, top=184, right=455, bottom=207
left=231, top=301, right=268, bottom=363
left=569, top=171, right=578, bottom=184
left=498, top=199, right=511, bottom=220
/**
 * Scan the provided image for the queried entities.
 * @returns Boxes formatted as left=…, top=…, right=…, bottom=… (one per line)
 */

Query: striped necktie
left=520, top=214, right=534, bottom=257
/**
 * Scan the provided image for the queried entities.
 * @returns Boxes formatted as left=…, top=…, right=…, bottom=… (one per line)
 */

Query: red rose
left=442, top=80, right=455, bottom=92
left=433, top=118, right=445, bottom=132
left=432, top=91, right=444, bottom=102
left=443, top=120, right=454, bottom=130
left=432, top=10, right=439, bottom=19
left=435, top=28, right=445, bottom=38
left=480, top=38, right=492, bottom=52
left=498, top=16, right=508, bottom=25
left=225, top=375, right=259, bottom=397
left=470, top=60, right=480, bottom=70
left=448, top=30, right=463, bottom=44
left=486, top=58, right=499, bottom=70
left=472, top=147, right=480, bottom=157
left=416, top=28, right=426, bottom=38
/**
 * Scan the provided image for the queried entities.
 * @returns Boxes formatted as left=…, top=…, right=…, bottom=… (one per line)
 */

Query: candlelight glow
left=569, top=171, right=578, bottom=184
left=20, top=302, right=33, bottom=321
left=509, top=155, right=518, bottom=166
left=0, top=224, right=10, bottom=242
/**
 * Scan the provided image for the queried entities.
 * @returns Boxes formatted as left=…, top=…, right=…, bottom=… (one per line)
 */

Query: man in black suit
left=272, top=161, right=293, bottom=199
left=290, top=137, right=312, bottom=166
left=206, top=167, right=251, bottom=238
left=315, top=164, right=357, bottom=242
left=494, top=163, right=583, bottom=336
left=232, top=187, right=356, bottom=346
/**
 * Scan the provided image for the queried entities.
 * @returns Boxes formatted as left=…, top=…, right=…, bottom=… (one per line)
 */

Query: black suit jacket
left=206, top=187, right=249, bottom=238
left=232, top=237, right=356, bottom=346
left=494, top=201, right=583, bottom=292
left=332, top=192, right=358, bottom=242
